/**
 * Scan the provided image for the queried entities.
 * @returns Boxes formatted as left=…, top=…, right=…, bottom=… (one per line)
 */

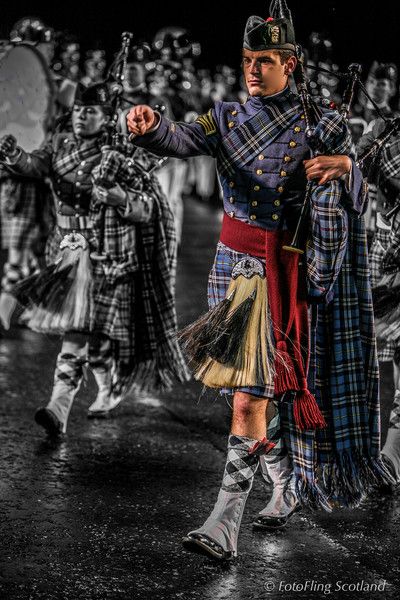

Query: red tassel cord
left=266, top=232, right=301, bottom=394
left=293, top=378, right=327, bottom=430
left=274, top=340, right=299, bottom=395
left=215, top=217, right=327, bottom=431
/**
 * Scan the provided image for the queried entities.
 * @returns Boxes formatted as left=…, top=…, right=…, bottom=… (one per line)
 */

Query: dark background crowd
left=1, top=1, right=399, bottom=68
left=1, top=5, right=399, bottom=240
left=2, top=2, right=399, bottom=132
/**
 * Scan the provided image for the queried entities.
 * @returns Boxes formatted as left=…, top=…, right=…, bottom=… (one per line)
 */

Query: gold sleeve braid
left=195, top=109, right=217, bottom=136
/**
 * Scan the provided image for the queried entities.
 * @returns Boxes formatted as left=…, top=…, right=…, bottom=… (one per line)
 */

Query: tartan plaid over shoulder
left=92, top=155, right=191, bottom=394
left=288, top=111, right=395, bottom=509
left=87, top=146, right=190, bottom=394
left=216, top=92, right=302, bottom=176
left=121, top=175, right=191, bottom=394
left=306, top=110, right=354, bottom=304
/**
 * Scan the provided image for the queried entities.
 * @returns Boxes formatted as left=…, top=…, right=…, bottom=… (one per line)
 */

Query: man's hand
left=126, top=105, right=157, bottom=136
left=93, top=183, right=127, bottom=207
left=0, top=134, right=18, bottom=160
left=303, top=155, right=352, bottom=185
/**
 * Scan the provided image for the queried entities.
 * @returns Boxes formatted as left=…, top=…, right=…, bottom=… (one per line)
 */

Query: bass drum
left=0, top=43, right=55, bottom=151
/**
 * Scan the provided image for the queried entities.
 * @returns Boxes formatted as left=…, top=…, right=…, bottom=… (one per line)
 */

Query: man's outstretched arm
left=126, top=104, right=220, bottom=159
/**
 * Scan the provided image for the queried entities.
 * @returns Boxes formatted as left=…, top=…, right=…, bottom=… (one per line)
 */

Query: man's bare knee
left=233, top=392, right=268, bottom=418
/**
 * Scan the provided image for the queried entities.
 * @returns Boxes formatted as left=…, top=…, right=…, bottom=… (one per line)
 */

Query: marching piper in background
left=359, top=117, right=400, bottom=487
left=351, top=63, right=398, bottom=237
left=0, top=82, right=188, bottom=435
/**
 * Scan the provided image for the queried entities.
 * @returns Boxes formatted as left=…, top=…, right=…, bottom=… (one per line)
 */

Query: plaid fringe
left=321, top=449, right=396, bottom=508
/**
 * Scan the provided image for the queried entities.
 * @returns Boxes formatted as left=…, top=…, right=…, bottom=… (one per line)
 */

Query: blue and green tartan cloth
left=291, top=208, right=391, bottom=509
left=284, top=111, right=394, bottom=509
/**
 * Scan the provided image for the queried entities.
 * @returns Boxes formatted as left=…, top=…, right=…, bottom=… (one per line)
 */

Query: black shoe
left=182, top=533, right=235, bottom=562
left=87, top=410, right=111, bottom=419
left=377, top=455, right=398, bottom=494
left=34, top=408, right=63, bottom=437
left=253, top=504, right=301, bottom=530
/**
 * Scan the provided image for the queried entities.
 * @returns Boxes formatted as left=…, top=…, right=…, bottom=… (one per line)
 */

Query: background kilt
left=46, top=227, right=136, bottom=354
left=0, top=178, right=53, bottom=252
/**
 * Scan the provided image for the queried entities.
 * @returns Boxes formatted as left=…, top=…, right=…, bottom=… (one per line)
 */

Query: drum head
left=0, top=43, right=54, bottom=152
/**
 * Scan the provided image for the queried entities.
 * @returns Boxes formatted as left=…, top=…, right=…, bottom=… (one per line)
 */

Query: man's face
left=72, top=105, right=108, bottom=137
left=123, top=63, right=145, bottom=90
left=366, top=76, right=394, bottom=105
left=148, top=71, right=167, bottom=95
left=242, top=49, right=296, bottom=97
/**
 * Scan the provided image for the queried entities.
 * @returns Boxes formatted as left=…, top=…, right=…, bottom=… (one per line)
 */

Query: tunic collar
left=73, top=132, right=106, bottom=152
left=247, top=86, right=296, bottom=110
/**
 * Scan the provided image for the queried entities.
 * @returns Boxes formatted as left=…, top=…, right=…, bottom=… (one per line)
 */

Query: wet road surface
left=0, top=198, right=399, bottom=600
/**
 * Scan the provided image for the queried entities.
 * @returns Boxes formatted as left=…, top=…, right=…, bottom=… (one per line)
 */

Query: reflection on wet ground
left=0, top=199, right=399, bottom=599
